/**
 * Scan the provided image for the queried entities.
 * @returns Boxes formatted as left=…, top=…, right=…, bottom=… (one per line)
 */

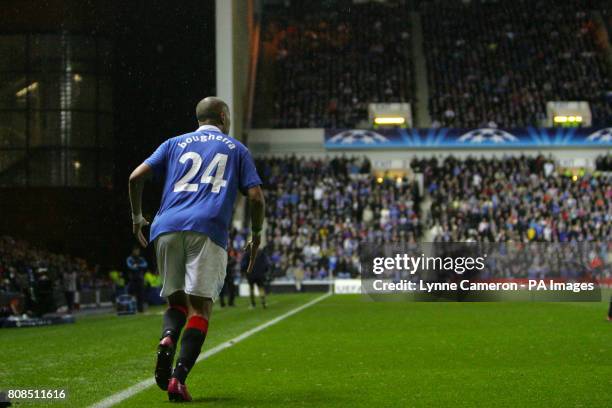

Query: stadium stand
left=255, top=156, right=421, bottom=279
left=0, top=236, right=109, bottom=316
left=262, top=1, right=414, bottom=128
left=255, top=155, right=610, bottom=280
left=420, top=155, right=611, bottom=243
left=259, top=0, right=611, bottom=128
left=421, top=0, right=611, bottom=128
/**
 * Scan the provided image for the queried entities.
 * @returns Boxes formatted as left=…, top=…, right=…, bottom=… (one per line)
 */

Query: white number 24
left=173, top=152, right=228, bottom=193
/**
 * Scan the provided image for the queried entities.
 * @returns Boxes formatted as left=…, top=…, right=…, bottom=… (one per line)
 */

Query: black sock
left=172, top=316, right=208, bottom=384
left=608, top=298, right=612, bottom=318
left=161, top=306, right=187, bottom=344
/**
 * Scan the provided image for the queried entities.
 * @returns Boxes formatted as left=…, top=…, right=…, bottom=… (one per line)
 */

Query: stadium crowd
left=252, top=155, right=609, bottom=281
left=422, top=155, right=611, bottom=243
left=255, top=156, right=421, bottom=280
left=265, top=1, right=413, bottom=128
left=261, top=0, right=611, bottom=128
left=421, top=0, right=609, bottom=128
left=0, top=236, right=107, bottom=316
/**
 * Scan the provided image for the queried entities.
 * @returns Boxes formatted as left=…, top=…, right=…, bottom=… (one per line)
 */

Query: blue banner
left=324, top=127, right=612, bottom=149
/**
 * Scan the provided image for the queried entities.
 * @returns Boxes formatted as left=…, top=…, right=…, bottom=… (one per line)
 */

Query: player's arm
left=128, top=162, right=153, bottom=247
left=246, top=185, right=265, bottom=275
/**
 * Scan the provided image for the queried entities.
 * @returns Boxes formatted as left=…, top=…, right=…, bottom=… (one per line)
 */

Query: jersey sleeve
left=144, top=141, right=169, bottom=176
left=238, top=148, right=262, bottom=194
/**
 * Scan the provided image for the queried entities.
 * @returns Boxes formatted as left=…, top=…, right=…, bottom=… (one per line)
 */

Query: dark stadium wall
left=0, top=187, right=119, bottom=265
left=0, top=0, right=216, bottom=269
left=0, top=0, right=118, bottom=264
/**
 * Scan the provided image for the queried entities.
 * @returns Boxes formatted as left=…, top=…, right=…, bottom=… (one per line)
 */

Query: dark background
left=0, top=0, right=216, bottom=268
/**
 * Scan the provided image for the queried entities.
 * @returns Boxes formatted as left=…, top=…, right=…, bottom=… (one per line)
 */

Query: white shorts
left=154, top=231, right=227, bottom=301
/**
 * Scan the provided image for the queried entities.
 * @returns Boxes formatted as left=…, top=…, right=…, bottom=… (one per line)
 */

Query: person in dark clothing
left=62, top=268, right=77, bottom=313
left=126, top=245, right=148, bottom=312
left=241, top=244, right=270, bottom=308
left=220, top=253, right=237, bottom=307
left=34, top=268, right=55, bottom=316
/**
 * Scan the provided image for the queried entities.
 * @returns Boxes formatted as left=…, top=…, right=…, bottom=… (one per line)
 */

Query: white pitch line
left=88, top=293, right=332, bottom=408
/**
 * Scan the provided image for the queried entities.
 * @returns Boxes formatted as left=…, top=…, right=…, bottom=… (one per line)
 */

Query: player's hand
left=244, top=235, right=261, bottom=275
left=132, top=218, right=150, bottom=248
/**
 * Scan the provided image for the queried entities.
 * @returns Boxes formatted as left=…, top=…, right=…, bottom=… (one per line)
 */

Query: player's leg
left=171, top=295, right=212, bottom=386
left=608, top=296, right=612, bottom=321
left=156, top=291, right=188, bottom=390
left=64, top=290, right=74, bottom=313
left=132, top=276, right=145, bottom=313
left=258, top=283, right=267, bottom=309
left=228, top=279, right=236, bottom=306
left=219, top=282, right=227, bottom=307
left=167, top=233, right=226, bottom=401
left=155, top=233, right=188, bottom=390
left=249, top=280, right=256, bottom=308
left=162, top=291, right=188, bottom=342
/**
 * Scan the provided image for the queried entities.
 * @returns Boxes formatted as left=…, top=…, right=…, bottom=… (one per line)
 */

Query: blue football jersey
left=145, top=125, right=262, bottom=249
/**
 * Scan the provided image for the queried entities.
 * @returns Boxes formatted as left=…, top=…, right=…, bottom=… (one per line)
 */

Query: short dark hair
left=196, top=97, right=228, bottom=125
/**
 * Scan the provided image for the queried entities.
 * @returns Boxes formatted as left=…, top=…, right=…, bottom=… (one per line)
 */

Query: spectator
left=126, top=245, right=147, bottom=313
left=62, top=269, right=77, bottom=313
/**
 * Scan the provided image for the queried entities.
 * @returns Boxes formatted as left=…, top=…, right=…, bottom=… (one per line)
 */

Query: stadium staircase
left=591, top=11, right=612, bottom=74
left=410, top=12, right=432, bottom=128
left=251, top=33, right=278, bottom=128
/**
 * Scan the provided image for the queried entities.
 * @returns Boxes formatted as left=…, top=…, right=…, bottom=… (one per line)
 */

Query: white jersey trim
left=196, top=125, right=222, bottom=133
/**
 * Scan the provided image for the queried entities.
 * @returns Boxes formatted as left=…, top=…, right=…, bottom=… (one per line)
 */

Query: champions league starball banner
left=324, top=127, right=612, bottom=149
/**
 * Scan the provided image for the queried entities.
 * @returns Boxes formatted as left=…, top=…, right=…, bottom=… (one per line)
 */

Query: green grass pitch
left=1, top=294, right=611, bottom=407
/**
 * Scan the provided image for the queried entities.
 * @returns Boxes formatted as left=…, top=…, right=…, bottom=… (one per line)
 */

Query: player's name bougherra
left=178, top=133, right=236, bottom=150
